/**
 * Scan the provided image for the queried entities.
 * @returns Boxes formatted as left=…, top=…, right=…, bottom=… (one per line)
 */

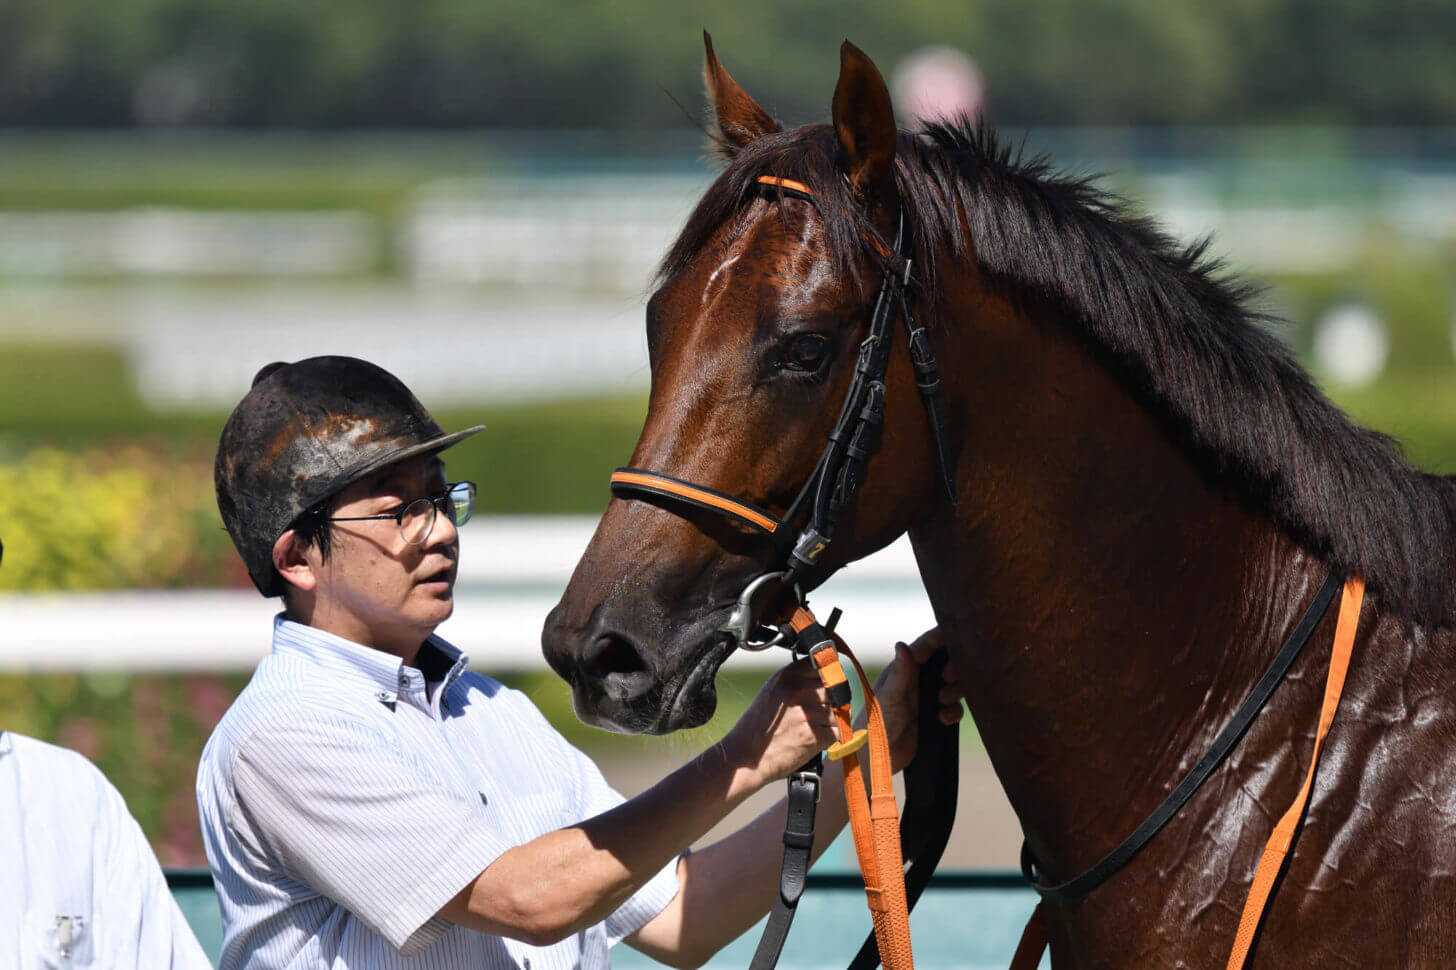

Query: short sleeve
left=231, top=714, right=510, bottom=956
left=512, top=696, right=681, bottom=944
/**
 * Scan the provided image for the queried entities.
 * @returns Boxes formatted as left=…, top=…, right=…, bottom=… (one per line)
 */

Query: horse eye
left=783, top=334, right=829, bottom=372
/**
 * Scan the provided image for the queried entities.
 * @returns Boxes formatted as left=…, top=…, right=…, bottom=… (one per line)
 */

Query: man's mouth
left=418, top=566, right=455, bottom=588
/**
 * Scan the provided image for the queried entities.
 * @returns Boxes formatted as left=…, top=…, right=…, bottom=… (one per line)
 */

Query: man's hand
left=719, top=658, right=840, bottom=789
left=870, top=628, right=965, bottom=773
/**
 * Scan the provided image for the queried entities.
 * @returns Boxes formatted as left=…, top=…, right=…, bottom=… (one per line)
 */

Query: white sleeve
left=230, top=712, right=510, bottom=956
left=92, top=767, right=214, bottom=969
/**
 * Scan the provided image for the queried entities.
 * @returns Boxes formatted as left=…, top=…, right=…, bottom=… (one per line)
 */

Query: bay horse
left=541, top=36, right=1456, bottom=967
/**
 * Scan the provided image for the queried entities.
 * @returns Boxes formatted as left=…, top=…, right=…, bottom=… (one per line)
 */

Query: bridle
left=609, top=175, right=957, bottom=649
left=607, top=174, right=962, bottom=970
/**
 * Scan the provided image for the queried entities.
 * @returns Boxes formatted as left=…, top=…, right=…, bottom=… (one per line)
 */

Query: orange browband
left=608, top=470, right=781, bottom=534
left=756, top=174, right=892, bottom=258
left=756, top=175, right=814, bottom=196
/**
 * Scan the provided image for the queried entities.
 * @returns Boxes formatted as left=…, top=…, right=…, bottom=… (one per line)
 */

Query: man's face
left=302, top=453, right=459, bottom=655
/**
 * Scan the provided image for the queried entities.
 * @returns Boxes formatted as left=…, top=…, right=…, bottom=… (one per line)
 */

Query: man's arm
left=436, top=659, right=837, bottom=946
left=626, top=753, right=852, bottom=967
left=627, top=634, right=965, bottom=968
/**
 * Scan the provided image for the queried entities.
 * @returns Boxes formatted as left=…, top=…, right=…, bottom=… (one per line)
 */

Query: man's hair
left=276, top=496, right=336, bottom=613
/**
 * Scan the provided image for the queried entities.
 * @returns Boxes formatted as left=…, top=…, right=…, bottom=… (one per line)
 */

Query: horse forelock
left=658, top=119, right=1456, bottom=626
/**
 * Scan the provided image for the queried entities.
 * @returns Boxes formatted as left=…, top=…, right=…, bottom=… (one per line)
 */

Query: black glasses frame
left=327, top=480, right=477, bottom=545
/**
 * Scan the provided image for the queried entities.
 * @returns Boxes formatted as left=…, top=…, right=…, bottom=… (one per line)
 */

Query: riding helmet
left=214, top=356, right=484, bottom=596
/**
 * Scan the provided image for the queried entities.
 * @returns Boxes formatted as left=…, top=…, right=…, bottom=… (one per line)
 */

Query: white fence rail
left=0, top=517, right=934, bottom=672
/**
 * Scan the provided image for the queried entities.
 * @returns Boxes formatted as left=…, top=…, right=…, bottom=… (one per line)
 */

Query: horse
left=541, top=35, right=1456, bottom=967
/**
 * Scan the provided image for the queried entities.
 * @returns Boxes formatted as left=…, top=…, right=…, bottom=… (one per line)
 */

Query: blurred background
left=2, top=0, right=1455, bottom=887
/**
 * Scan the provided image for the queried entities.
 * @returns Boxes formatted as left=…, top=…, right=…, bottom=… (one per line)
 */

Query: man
left=1, top=730, right=215, bottom=969
left=197, top=356, right=961, bottom=969
left=0, top=543, right=211, bottom=969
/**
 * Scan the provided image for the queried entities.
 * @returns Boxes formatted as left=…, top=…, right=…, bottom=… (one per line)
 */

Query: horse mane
left=658, top=121, right=1456, bottom=626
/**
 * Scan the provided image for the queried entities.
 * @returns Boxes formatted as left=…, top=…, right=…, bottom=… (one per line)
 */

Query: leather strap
left=1021, top=569, right=1342, bottom=899
left=848, top=647, right=959, bottom=970
left=833, top=637, right=916, bottom=970
left=609, top=469, right=783, bottom=535
left=1008, top=902, right=1048, bottom=970
left=785, top=609, right=916, bottom=969
left=1224, top=577, right=1364, bottom=969
left=748, top=755, right=823, bottom=970
left=1009, top=573, right=1360, bottom=970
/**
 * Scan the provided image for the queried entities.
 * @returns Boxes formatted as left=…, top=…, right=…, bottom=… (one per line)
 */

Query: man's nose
left=426, top=502, right=459, bottom=548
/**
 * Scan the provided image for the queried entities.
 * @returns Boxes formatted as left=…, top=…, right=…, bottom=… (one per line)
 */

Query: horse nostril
left=584, top=634, right=648, bottom=677
left=583, top=634, right=652, bottom=701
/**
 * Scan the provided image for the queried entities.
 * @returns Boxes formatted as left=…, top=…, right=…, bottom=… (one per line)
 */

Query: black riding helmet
left=215, top=356, right=484, bottom=596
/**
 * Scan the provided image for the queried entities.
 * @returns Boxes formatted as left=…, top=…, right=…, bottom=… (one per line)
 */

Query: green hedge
left=0, top=445, right=236, bottom=591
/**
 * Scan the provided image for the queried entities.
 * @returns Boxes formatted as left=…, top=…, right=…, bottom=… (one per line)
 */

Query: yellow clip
left=827, top=728, right=869, bottom=761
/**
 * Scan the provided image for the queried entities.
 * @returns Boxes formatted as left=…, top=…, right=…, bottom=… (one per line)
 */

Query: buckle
left=722, top=570, right=803, bottom=651
left=790, top=770, right=822, bottom=802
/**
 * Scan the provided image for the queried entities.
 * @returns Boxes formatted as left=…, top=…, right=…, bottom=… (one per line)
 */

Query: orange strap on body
left=793, top=605, right=916, bottom=970
left=1225, top=577, right=1364, bottom=969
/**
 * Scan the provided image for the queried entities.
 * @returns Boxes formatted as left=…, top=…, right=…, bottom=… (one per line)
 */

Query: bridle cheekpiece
left=609, top=174, right=956, bottom=648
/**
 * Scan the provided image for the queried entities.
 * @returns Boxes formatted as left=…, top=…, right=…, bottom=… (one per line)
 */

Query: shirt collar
left=271, top=615, right=469, bottom=695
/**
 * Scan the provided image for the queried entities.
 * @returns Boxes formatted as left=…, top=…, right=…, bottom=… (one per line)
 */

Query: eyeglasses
left=327, top=481, right=476, bottom=545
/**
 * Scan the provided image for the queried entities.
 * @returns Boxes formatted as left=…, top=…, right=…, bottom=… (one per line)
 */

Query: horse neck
left=907, top=268, right=1325, bottom=877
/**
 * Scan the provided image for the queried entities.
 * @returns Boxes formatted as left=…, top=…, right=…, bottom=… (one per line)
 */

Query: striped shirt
left=0, top=731, right=212, bottom=970
left=196, top=616, right=679, bottom=970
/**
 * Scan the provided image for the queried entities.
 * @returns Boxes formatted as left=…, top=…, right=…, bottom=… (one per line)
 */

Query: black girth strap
left=1019, top=569, right=1342, bottom=900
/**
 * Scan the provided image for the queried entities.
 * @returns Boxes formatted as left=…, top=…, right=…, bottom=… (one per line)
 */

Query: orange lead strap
left=791, top=607, right=916, bottom=970
left=1225, top=577, right=1365, bottom=969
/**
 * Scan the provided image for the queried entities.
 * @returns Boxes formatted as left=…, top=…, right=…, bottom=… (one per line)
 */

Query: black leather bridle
left=609, top=175, right=957, bottom=648
left=607, top=174, right=962, bottom=970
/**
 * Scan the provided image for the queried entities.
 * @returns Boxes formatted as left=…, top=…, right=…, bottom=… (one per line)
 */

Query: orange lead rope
left=1225, top=576, right=1364, bottom=968
left=789, top=607, right=917, bottom=970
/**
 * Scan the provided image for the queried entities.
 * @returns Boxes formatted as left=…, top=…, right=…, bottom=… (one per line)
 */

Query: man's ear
left=272, top=529, right=318, bottom=595
left=703, top=30, right=780, bottom=156
left=831, top=40, right=898, bottom=202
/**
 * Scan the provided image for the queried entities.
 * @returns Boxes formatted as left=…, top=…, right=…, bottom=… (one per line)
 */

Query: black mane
left=659, top=121, right=1456, bottom=626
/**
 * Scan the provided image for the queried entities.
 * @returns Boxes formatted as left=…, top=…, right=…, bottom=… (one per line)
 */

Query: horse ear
left=703, top=31, right=780, bottom=156
left=832, top=40, right=897, bottom=200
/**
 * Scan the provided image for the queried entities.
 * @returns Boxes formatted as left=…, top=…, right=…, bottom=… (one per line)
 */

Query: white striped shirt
left=196, top=616, right=679, bottom=970
left=1, top=732, right=212, bottom=970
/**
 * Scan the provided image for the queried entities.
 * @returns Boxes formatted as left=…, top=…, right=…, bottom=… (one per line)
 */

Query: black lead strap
left=748, top=753, right=823, bottom=970
left=1020, top=569, right=1342, bottom=900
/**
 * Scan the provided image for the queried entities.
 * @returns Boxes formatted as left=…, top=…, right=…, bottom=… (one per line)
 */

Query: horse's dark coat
left=662, top=122, right=1456, bottom=628
left=544, top=39, right=1456, bottom=968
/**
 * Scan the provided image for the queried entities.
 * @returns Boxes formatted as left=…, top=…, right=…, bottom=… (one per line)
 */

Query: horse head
left=541, top=37, right=950, bottom=734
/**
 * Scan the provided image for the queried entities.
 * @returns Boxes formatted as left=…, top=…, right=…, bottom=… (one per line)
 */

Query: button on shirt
left=196, top=618, right=679, bottom=970
left=0, top=732, right=212, bottom=970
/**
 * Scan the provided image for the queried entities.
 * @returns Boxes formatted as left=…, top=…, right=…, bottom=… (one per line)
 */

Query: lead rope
left=1008, top=578, right=1365, bottom=970
left=788, top=606, right=917, bottom=970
